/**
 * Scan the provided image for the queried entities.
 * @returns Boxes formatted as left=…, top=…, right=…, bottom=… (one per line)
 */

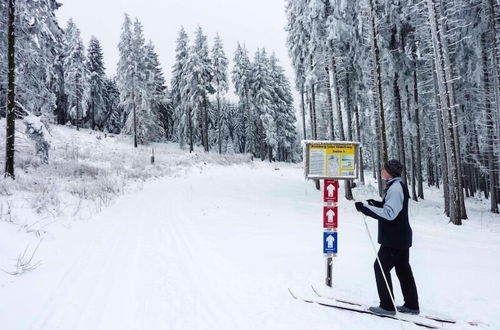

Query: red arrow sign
left=323, top=179, right=339, bottom=203
left=323, top=206, right=338, bottom=229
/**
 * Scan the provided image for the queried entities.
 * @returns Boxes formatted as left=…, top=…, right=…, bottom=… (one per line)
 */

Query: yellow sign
left=303, top=141, right=359, bottom=179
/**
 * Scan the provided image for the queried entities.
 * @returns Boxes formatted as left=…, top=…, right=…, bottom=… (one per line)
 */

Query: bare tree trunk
left=355, top=104, right=365, bottom=184
left=91, top=97, right=96, bottom=130
left=346, top=70, right=354, bottom=142
left=413, top=61, right=424, bottom=199
left=369, top=0, right=387, bottom=198
left=427, top=0, right=461, bottom=224
left=203, top=94, right=209, bottom=152
left=369, top=0, right=388, bottom=166
left=438, top=2, right=467, bottom=220
left=433, top=62, right=449, bottom=215
left=131, top=74, right=138, bottom=148
left=4, top=0, right=16, bottom=178
left=217, top=89, right=222, bottom=154
left=434, top=146, right=440, bottom=190
left=76, top=74, right=81, bottom=131
left=328, top=51, right=345, bottom=141
left=325, top=66, right=335, bottom=140
left=345, top=69, right=354, bottom=200
left=472, top=123, right=485, bottom=197
left=485, top=0, right=500, bottom=144
left=376, top=145, right=383, bottom=198
left=405, top=85, right=417, bottom=201
left=307, top=86, right=318, bottom=141
left=393, top=72, right=407, bottom=185
left=371, top=143, right=377, bottom=180
left=187, top=105, right=193, bottom=153
left=481, top=33, right=500, bottom=213
left=311, top=86, right=317, bottom=140
left=300, top=82, right=307, bottom=140
left=427, top=147, right=435, bottom=187
left=310, top=55, right=318, bottom=140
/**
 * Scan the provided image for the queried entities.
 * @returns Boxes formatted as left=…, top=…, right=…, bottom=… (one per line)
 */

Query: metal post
left=325, top=256, right=333, bottom=287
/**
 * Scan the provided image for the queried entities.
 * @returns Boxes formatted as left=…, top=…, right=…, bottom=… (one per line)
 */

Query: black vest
left=378, top=180, right=412, bottom=249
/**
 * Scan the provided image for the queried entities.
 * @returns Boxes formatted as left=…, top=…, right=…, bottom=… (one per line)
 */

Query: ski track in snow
left=1, top=163, right=499, bottom=330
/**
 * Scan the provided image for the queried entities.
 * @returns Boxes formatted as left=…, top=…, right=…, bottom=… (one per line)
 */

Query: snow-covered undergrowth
left=0, top=120, right=251, bottom=277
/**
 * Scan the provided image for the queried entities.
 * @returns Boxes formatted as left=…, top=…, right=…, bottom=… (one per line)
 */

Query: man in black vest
left=354, top=159, right=420, bottom=316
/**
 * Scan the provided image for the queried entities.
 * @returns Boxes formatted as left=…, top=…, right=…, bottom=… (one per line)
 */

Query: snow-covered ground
left=0, top=121, right=249, bottom=277
left=1, top=124, right=500, bottom=330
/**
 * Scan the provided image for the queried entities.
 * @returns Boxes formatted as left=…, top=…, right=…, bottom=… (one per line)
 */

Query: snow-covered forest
left=0, top=0, right=298, bottom=163
left=1, top=0, right=498, bottom=225
left=285, top=0, right=500, bottom=224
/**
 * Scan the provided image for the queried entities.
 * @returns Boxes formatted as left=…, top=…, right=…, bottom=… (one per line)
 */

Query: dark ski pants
left=374, top=246, right=419, bottom=311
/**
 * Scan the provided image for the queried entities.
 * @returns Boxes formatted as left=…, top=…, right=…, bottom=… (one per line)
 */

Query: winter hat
left=383, top=159, right=403, bottom=178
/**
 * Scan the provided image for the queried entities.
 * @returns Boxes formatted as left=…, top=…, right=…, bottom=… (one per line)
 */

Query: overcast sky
left=55, top=0, right=296, bottom=100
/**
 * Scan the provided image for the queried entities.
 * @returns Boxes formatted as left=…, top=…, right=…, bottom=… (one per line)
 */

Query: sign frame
left=302, top=140, right=361, bottom=180
left=323, top=206, right=338, bottom=229
left=323, top=231, right=338, bottom=254
left=323, top=179, right=339, bottom=203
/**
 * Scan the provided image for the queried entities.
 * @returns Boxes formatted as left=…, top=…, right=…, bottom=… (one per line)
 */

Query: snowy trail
left=1, top=162, right=499, bottom=330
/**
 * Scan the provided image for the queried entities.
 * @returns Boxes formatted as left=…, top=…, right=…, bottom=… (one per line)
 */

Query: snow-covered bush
left=23, top=115, right=51, bottom=164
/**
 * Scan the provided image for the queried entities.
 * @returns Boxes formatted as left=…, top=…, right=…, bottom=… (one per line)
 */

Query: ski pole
left=362, top=214, right=405, bottom=330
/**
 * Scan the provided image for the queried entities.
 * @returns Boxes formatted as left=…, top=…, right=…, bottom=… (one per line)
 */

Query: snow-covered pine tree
left=144, top=41, right=170, bottom=140
left=117, top=16, right=161, bottom=145
left=285, top=0, right=310, bottom=140
left=171, top=27, right=191, bottom=150
left=211, top=33, right=229, bottom=154
left=186, top=26, right=214, bottom=152
left=103, top=77, right=122, bottom=134
left=87, top=36, right=107, bottom=130
left=268, top=53, right=297, bottom=162
left=123, top=19, right=163, bottom=145
left=14, top=0, right=63, bottom=119
left=249, top=49, right=274, bottom=161
left=231, top=43, right=252, bottom=153
left=116, top=14, right=137, bottom=145
left=63, top=19, right=89, bottom=130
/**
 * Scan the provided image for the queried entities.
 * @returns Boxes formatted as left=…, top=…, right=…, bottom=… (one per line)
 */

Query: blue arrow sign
left=323, top=231, right=338, bottom=254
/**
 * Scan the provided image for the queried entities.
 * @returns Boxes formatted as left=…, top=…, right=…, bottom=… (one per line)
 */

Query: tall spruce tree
left=211, top=34, right=229, bottom=154
left=171, top=27, right=191, bottom=150
left=186, top=26, right=214, bottom=152
left=232, top=43, right=252, bottom=153
left=63, top=19, right=89, bottom=130
left=87, top=36, right=107, bottom=130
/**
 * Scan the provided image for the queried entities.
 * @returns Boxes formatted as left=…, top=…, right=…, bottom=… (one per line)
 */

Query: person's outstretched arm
left=361, top=184, right=404, bottom=221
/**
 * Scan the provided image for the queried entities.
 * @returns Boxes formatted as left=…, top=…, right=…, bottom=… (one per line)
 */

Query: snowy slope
left=0, top=154, right=499, bottom=329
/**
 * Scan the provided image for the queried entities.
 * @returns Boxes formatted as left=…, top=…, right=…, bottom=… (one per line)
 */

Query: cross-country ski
left=288, top=288, right=442, bottom=329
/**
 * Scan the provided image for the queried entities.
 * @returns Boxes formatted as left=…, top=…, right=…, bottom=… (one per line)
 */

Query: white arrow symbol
left=326, top=235, right=335, bottom=248
left=326, top=209, right=335, bottom=223
left=326, top=184, right=336, bottom=197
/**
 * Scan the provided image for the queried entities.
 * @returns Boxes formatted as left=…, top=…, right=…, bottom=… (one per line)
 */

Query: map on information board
left=303, top=141, right=360, bottom=180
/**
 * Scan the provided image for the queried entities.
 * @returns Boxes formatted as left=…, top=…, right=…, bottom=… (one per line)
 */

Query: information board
left=303, top=141, right=360, bottom=180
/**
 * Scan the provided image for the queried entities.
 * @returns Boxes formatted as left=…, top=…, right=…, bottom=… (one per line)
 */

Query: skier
left=354, top=159, right=420, bottom=316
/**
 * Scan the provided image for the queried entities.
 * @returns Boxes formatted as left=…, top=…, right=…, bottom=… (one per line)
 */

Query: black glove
left=355, top=202, right=364, bottom=211
left=367, top=199, right=383, bottom=207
